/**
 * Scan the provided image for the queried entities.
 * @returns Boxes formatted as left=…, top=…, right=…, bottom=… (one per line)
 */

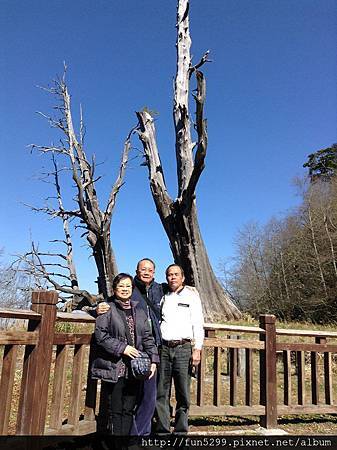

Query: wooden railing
left=1, top=291, right=337, bottom=435
left=0, top=291, right=96, bottom=435
left=190, top=316, right=337, bottom=428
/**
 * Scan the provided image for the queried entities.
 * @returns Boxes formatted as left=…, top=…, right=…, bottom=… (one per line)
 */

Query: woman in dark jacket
left=91, top=273, right=159, bottom=436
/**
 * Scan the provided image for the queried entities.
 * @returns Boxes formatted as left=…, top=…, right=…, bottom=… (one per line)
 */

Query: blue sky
left=1, top=0, right=336, bottom=290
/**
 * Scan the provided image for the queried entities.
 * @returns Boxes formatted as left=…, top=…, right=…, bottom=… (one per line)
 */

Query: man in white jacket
left=155, top=264, right=204, bottom=434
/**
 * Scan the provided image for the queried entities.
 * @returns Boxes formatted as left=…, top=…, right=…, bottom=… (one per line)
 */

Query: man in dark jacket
left=129, top=258, right=165, bottom=435
left=95, top=258, right=166, bottom=435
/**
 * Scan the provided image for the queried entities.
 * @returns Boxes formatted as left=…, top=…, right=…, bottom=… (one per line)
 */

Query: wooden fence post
left=259, top=314, right=277, bottom=429
left=16, top=290, right=58, bottom=435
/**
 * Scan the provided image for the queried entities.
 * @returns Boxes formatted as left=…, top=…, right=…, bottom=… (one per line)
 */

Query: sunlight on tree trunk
left=136, top=0, right=241, bottom=321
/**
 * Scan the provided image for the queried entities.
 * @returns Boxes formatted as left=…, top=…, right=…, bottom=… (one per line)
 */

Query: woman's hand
left=123, top=345, right=140, bottom=359
left=148, top=363, right=157, bottom=379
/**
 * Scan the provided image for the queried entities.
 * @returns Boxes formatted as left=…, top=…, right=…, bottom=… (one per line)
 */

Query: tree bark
left=167, top=201, right=240, bottom=320
left=324, top=213, right=337, bottom=279
left=135, top=0, right=241, bottom=321
left=89, top=232, right=117, bottom=299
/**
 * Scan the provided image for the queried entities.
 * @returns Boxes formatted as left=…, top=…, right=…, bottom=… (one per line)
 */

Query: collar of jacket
left=168, top=285, right=185, bottom=295
left=134, top=276, right=154, bottom=294
left=108, top=296, right=139, bottom=309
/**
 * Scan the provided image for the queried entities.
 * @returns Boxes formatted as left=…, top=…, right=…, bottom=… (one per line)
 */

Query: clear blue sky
left=1, top=0, right=336, bottom=290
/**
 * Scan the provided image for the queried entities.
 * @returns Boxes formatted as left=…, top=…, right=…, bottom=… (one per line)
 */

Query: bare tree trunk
left=136, top=109, right=240, bottom=320
left=257, top=246, right=273, bottom=303
left=166, top=201, right=239, bottom=320
left=89, top=232, right=117, bottom=298
left=324, top=214, right=337, bottom=279
left=135, top=0, right=241, bottom=320
left=308, top=204, right=328, bottom=299
left=280, top=250, right=291, bottom=302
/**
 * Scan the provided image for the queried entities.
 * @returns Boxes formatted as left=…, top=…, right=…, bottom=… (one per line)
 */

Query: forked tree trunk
left=136, top=107, right=241, bottom=321
left=136, top=0, right=241, bottom=321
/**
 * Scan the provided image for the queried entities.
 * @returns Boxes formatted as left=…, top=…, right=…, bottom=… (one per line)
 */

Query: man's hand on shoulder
left=96, top=302, right=111, bottom=315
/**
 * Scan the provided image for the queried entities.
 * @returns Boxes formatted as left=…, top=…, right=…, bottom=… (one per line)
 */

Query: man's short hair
left=165, top=263, right=185, bottom=277
left=136, top=258, right=156, bottom=270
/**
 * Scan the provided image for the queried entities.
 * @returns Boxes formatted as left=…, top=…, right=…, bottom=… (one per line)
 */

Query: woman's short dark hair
left=112, top=273, right=133, bottom=290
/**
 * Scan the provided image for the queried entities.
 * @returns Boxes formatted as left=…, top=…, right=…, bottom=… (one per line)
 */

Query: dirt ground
left=188, top=414, right=337, bottom=435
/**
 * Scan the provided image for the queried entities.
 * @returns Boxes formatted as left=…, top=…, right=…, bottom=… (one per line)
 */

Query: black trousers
left=98, top=377, right=139, bottom=436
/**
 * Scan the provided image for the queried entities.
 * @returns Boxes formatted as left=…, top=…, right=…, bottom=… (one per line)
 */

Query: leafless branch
left=14, top=245, right=99, bottom=305
left=136, top=111, right=173, bottom=218
left=105, top=126, right=137, bottom=220
left=189, top=50, right=211, bottom=77
left=182, top=70, right=207, bottom=209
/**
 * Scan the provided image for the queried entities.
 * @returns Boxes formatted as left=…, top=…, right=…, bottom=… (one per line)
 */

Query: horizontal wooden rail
left=0, top=308, right=41, bottom=320
left=0, top=331, right=39, bottom=345
left=0, top=309, right=94, bottom=324
left=276, top=328, right=337, bottom=338
left=204, top=337, right=265, bottom=350
left=204, top=322, right=265, bottom=334
left=276, top=342, right=337, bottom=352
left=53, top=333, right=92, bottom=345
left=56, top=312, right=95, bottom=323
left=278, top=405, right=337, bottom=415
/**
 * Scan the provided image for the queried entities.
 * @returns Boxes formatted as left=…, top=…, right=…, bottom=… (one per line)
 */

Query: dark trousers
left=98, top=377, right=139, bottom=436
left=131, top=371, right=157, bottom=435
left=156, top=342, right=192, bottom=433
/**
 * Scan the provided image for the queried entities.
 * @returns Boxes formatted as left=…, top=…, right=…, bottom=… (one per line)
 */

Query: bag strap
left=144, top=290, right=160, bottom=318
left=160, top=294, right=166, bottom=319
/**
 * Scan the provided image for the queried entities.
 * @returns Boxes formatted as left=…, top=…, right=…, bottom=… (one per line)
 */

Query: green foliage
left=303, top=144, right=337, bottom=181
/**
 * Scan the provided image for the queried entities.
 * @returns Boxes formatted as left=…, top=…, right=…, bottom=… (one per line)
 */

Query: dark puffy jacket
left=91, top=299, right=159, bottom=383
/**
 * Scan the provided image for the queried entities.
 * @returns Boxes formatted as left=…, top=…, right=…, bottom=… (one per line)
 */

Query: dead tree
left=27, top=70, right=133, bottom=302
left=136, top=0, right=241, bottom=320
left=15, top=241, right=99, bottom=308
left=17, top=154, right=96, bottom=308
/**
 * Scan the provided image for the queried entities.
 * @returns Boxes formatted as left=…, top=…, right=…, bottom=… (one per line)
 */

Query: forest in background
left=224, top=145, right=337, bottom=324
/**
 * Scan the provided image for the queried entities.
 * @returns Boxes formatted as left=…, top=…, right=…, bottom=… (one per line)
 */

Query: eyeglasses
left=115, top=284, right=132, bottom=290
